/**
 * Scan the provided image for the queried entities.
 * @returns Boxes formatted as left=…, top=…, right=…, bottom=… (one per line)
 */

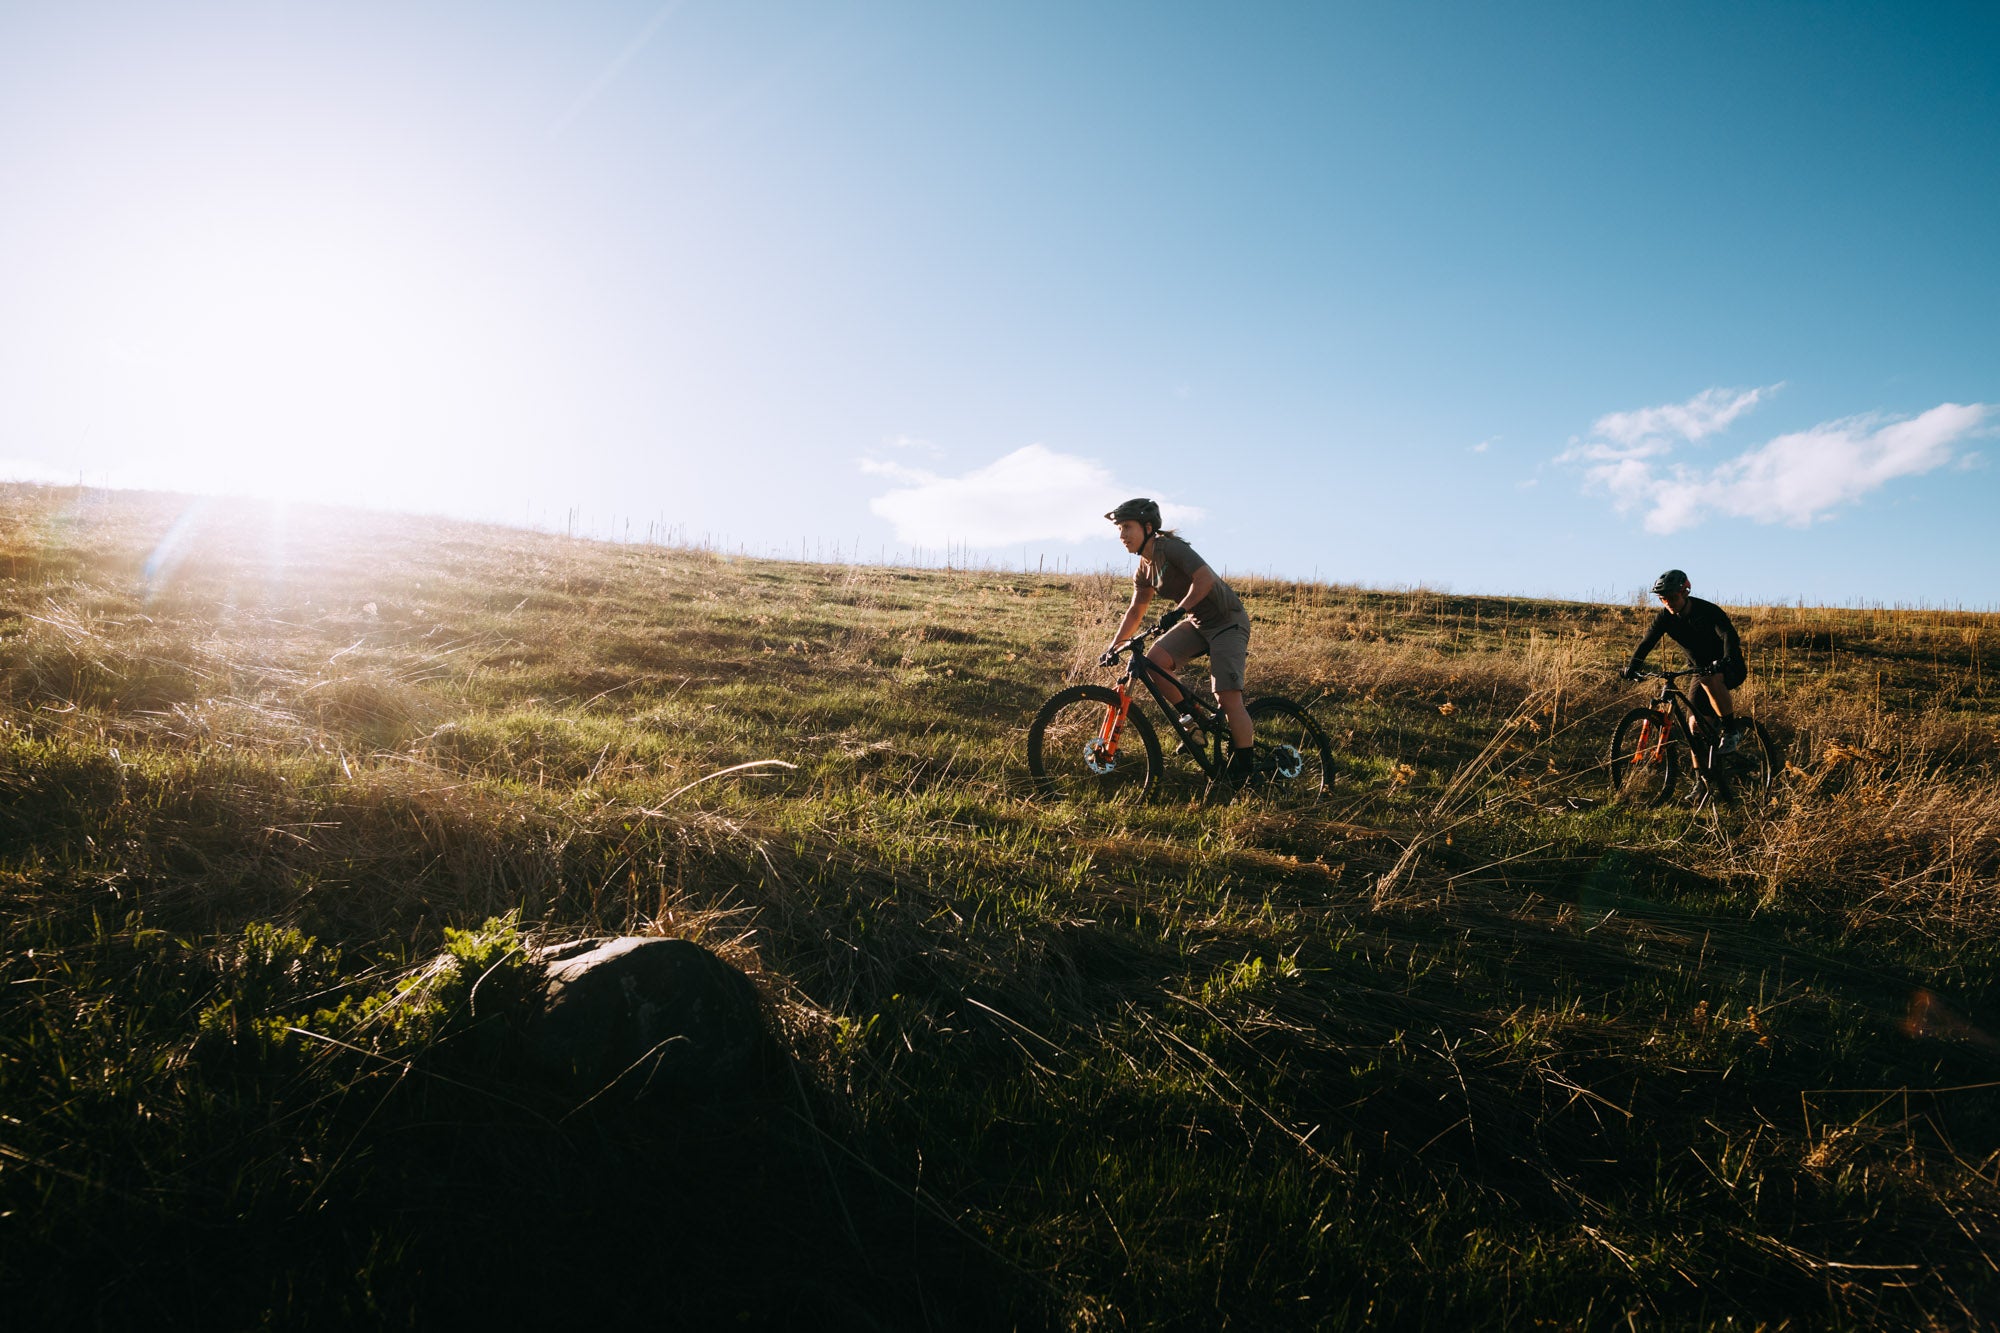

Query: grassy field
left=3, top=483, right=1999, bottom=1330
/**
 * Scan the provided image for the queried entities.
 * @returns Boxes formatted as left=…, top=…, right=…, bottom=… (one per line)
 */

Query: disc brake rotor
left=1269, top=744, right=1304, bottom=780
left=1083, top=738, right=1117, bottom=775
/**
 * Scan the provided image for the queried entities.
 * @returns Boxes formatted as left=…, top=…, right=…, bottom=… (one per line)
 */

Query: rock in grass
left=525, top=937, right=764, bottom=1099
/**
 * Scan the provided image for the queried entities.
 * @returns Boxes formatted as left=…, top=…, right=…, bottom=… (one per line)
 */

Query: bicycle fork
left=1633, top=712, right=1672, bottom=766
left=1638, top=708, right=1720, bottom=781
left=1094, top=687, right=1135, bottom=757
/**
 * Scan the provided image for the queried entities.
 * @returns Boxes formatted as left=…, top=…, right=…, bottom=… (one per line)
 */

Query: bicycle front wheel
left=1245, top=696, right=1334, bottom=802
left=1608, top=707, right=1678, bottom=805
left=1027, top=685, right=1162, bottom=803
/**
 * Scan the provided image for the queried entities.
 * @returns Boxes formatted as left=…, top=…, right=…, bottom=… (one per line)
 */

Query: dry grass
left=3, top=483, right=1999, bottom=1329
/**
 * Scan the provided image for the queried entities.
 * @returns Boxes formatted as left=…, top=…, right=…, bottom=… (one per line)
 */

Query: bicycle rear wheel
left=1709, top=719, right=1778, bottom=810
left=1245, top=696, right=1334, bottom=802
left=1608, top=707, right=1678, bottom=805
left=1027, top=685, right=1162, bottom=802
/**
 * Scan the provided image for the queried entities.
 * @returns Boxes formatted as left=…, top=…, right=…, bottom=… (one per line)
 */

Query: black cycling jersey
left=1626, top=596, right=1743, bottom=676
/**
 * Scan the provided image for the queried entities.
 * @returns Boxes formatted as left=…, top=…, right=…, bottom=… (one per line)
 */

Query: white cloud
left=1470, top=437, right=1496, bottom=454
left=864, top=443, right=1202, bottom=548
left=1558, top=385, right=1780, bottom=464
left=1577, top=402, right=1991, bottom=534
left=1594, top=385, right=1777, bottom=449
left=857, top=456, right=933, bottom=486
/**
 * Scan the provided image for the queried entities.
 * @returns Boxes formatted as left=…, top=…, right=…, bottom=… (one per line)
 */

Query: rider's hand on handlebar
left=1619, top=665, right=1639, bottom=681
left=1098, top=646, right=1120, bottom=668
left=1157, top=607, right=1186, bottom=631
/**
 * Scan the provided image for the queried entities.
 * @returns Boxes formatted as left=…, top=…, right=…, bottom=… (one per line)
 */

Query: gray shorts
left=1157, top=618, right=1250, bottom=695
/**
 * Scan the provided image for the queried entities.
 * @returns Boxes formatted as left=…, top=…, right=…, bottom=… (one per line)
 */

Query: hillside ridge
left=3, top=484, right=1998, bottom=1329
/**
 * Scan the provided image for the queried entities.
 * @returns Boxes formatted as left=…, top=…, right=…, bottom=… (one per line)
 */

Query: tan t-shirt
left=1135, top=533, right=1249, bottom=633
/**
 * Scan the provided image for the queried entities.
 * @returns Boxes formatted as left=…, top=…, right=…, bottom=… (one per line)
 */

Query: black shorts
left=1722, top=658, right=1747, bottom=690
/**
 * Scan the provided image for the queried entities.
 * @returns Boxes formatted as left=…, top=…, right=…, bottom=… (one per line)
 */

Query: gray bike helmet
left=1105, top=497, right=1162, bottom=530
left=1651, top=568, right=1690, bottom=597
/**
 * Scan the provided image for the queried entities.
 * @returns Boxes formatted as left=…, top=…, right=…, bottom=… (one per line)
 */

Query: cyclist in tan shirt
left=1101, top=498, right=1257, bottom=783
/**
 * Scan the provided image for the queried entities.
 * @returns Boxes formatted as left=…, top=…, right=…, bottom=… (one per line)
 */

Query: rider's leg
left=1698, top=673, right=1736, bottom=723
left=1696, top=671, right=1747, bottom=753
left=1219, top=690, right=1252, bottom=748
left=1221, top=687, right=1256, bottom=784
left=1207, top=623, right=1256, bottom=782
left=1150, top=621, right=1211, bottom=711
left=1207, top=625, right=1252, bottom=748
left=1145, top=645, right=1184, bottom=707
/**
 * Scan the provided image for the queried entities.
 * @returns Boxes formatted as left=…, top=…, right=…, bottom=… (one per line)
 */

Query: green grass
left=3, top=483, right=1999, bottom=1329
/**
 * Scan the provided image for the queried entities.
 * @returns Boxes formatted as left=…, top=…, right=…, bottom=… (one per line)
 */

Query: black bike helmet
left=1651, top=569, right=1690, bottom=597
left=1105, top=497, right=1162, bottom=530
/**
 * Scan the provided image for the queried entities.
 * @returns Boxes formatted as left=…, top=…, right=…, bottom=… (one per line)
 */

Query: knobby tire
left=1609, top=707, right=1678, bottom=805
left=1244, top=696, right=1334, bottom=802
left=1027, top=684, right=1162, bottom=803
left=1705, top=719, right=1779, bottom=812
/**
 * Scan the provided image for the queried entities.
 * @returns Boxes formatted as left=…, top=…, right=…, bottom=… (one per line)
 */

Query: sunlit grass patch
left=4, top=484, right=2000, bottom=1327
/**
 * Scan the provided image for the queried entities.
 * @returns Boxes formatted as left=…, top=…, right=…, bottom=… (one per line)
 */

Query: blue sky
left=0, top=1, right=1994, bottom=604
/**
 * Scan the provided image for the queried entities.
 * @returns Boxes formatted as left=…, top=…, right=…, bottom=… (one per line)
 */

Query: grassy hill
left=3, top=483, right=1998, bottom=1329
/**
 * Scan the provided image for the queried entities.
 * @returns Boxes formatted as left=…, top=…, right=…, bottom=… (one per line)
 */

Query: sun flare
left=59, top=179, right=530, bottom=515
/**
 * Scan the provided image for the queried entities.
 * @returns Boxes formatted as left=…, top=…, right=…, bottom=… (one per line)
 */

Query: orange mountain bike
left=1027, top=620, right=1332, bottom=803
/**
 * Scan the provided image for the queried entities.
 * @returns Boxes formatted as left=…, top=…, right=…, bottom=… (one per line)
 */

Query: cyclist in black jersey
left=1621, top=569, right=1751, bottom=751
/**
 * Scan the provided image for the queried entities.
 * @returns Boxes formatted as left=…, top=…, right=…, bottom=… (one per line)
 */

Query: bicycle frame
left=1101, top=627, right=1232, bottom=780
left=1629, top=667, right=1724, bottom=773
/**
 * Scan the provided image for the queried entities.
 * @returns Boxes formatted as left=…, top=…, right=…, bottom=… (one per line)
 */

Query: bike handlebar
left=1624, top=665, right=1710, bottom=682
left=1100, top=620, right=1177, bottom=667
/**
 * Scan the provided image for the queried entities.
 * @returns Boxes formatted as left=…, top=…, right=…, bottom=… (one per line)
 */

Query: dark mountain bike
left=1028, top=621, right=1333, bottom=803
left=1608, top=666, right=1777, bottom=810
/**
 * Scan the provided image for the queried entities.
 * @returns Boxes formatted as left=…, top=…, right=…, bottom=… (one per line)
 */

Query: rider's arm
left=1179, top=564, right=1216, bottom=615
left=1624, top=609, right=1670, bottom=675
left=1716, top=609, right=1742, bottom=666
left=1109, top=585, right=1155, bottom=649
